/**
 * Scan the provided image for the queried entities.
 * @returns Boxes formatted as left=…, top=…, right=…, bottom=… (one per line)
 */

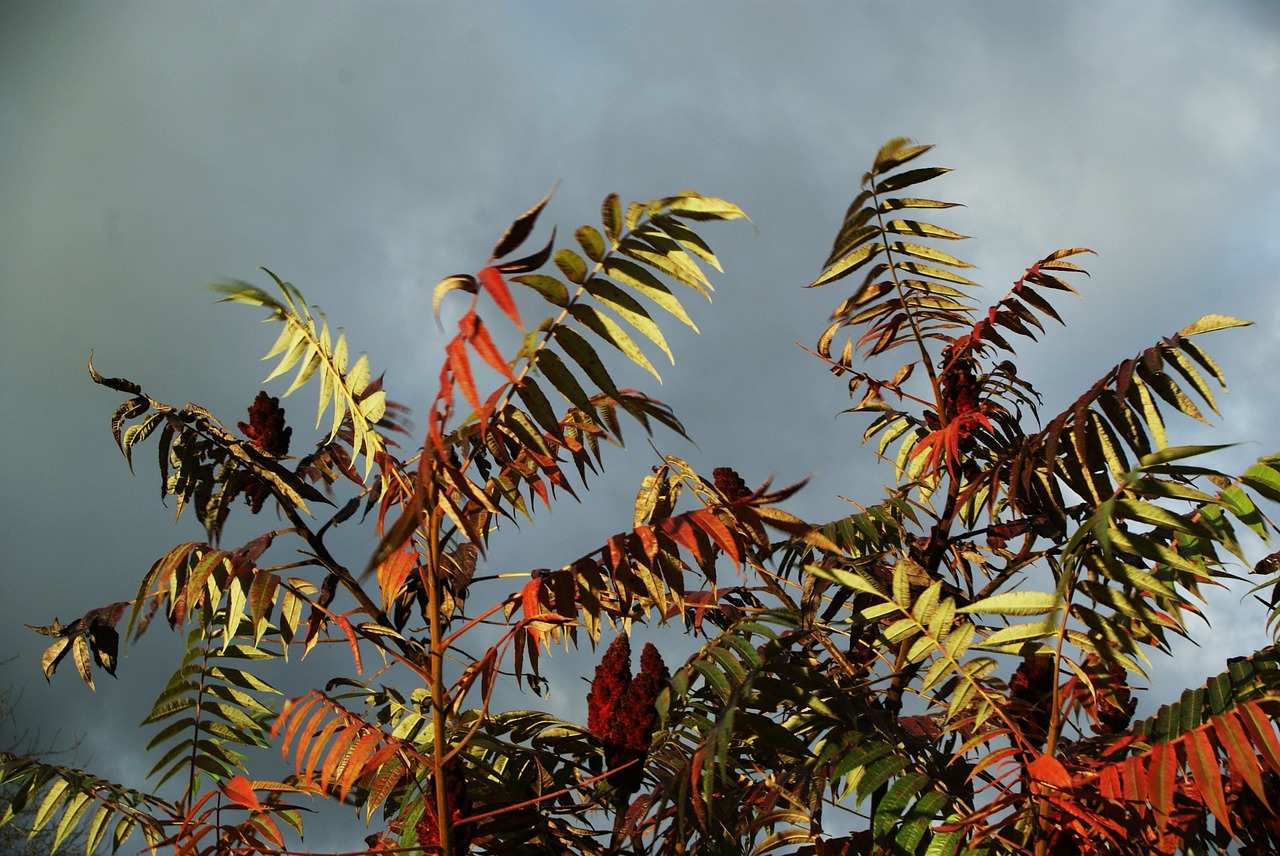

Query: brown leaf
left=87, top=354, right=142, bottom=394
left=491, top=184, right=557, bottom=260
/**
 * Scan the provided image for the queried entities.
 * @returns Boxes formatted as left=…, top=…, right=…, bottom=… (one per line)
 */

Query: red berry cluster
left=230, top=392, right=293, bottom=514
left=239, top=391, right=292, bottom=458
left=1009, top=655, right=1056, bottom=746
left=586, top=635, right=669, bottom=797
left=939, top=345, right=980, bottom=417
left=713, top=466, right=751, bottom=502
left=1225, top=769, right=1280, bottom=851
left=414, top=758, right=473, bottom=854
left=1093, top=662, right=1136, bottom=735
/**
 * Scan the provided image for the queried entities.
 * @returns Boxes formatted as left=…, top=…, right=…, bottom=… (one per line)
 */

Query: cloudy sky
left=3, top=1, right=1280, bottom=848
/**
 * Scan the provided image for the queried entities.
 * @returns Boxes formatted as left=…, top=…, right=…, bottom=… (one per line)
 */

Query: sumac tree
left=5, top=140, right=1280, bottom=856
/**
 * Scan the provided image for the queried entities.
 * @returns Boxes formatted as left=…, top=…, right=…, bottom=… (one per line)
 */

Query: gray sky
left=3, top=2, right=1280, bottom=848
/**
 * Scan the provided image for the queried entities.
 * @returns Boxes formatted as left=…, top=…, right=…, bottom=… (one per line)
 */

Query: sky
left=2, top=1, right=1280, bottom=848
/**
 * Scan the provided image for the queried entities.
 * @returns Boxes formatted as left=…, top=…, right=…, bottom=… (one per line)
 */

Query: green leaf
left=809, top=243, right=885, bottom=289
left=1179, top=314, right=1252, bottom=337
left=662, top=192, right=748, bottom=222
left=552, top=325, right=626, bottom=398
left=512, top=274, right=570, bottom=307
left=32, top=778, right=70, bottom=834
left=806, top=563, right=884, bottom=597
left=554, top=248, right=589, bottom=284
left=53, top=790, right=92, bottom=852
left=977, top=616, right=1058, bottom=650
left=602, top=258, right=699, bottom=329
left=873, top=139, right=933, bottom=173
left=873, top=166, right=951, bottom=195
left=617, top=236, right=712, bottom=296
left=883, top=219, right=969, bottom=241
left=568, top=301, right=660, bottom=378
left=1242, top=460, right=1280, bottom=505
left=576, top=224, right=605, bottom=263
left=601, top=193, right=623, bottom=243
left=583, top=279, right=674, bottom=363
left=894, top=260, right=978, bottom=286
left=958, top=591, right=1060, bottom=616
left=534, top=350, right=598, bottom=422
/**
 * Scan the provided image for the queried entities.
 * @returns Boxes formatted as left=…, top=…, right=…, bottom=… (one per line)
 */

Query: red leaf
left=1237, top=699, right=1280, bottom=780
left=222, top=775, right=262, bottom=811
left=446, top=335, right=480, bottom=411
left=635, top=525, right=661, bottom=562
left=1120, top=756, right=1146, bottom=804
left=659, top=515, right=712, bottom=570
left=529, top=476, right=550, bottom=509
left=520, top=575, right=548, bottom=657
left=478, top=266, right=525, bottom=330
left=521, top=576, right=545, bottom=622
left=461, top=311, right=516, bottom=381
left=248, top=571, right=279, bottom=635
left=1097, top=763, right=1122, bottom=800
left=689, top=509, right=741, bottom=565
left=606, top=534, right=628, bottom=573
left=1147, top=741, right=1176, bottom=830
left=1186, top=726, right=1232, bottom=836
left=1215, top=709, right=1268, bottom=801
left=1027, top=752, right=1072, bottom=789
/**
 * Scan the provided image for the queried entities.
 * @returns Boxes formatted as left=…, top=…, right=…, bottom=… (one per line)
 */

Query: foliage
left=6, top=140, right=1280, bottom=855
left=0, top=666, right=92, bottom=856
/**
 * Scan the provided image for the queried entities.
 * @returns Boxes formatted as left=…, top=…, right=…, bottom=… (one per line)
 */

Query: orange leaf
left=272, top=692, right=318, bottom=757
left=521, top=575, right=547, bottom=655
left=337, top=730, right=382, bottom=801
left=377, top=547, right=417, bottom=613
left=333, top=614, right=363, bottom=674
left=1027, top=752, right=1072, bottom=789
left=367, top=492, right=423, bottom=577
left=478, top=266, right=524, bottom=330
left=971, top=745, right=1022, bottom=779
left=295, top=704, right=331, bottom=783
left=320, top=723, right=362, bottom=794
left=221, top=775, right=262, bottom=811
left=305, top=718, right=343, bottom=788
left=252, top=815, right=284, bottom=848
left=521, top=576, right=545, bottom=620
